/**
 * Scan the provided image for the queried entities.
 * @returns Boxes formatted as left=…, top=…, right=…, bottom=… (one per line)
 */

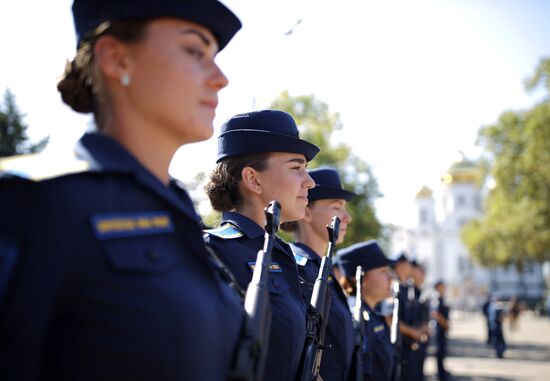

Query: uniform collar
left=76, top=132, right=143, bottom=174
left=221, top=211, right=265, bottom=239
left=365, top=301, right=383, bottom=318
left=77, top=132, right=200, bottom=223
left=221, top=211, right=297, bottom=262
left=290, top=242, right=320, bottom=261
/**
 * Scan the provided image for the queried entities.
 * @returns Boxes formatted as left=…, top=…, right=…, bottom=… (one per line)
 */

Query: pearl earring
left=120, top=72, right=131, bottom=87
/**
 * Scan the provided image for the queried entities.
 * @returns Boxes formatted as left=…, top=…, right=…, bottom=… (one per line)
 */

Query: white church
left=390, top=154, right=546, bottom=309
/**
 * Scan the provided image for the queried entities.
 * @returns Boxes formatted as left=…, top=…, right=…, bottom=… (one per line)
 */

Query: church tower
left=441, top=152, right=483, bottom=229
left=415, top=185, right=436, bottom=233
left=439, top=153, right=484, bottom=301
left=414, top=185, right=440, bottom=281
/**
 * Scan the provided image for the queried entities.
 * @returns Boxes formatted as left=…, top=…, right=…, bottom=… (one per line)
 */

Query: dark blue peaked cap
left=216, top=110, right=320, bottom=162
left=395, top=252, right=410, bottom=263
left=337, top=240, right=394, bottom=277
left=308, top=167, right=356, bottom=202
left=72, top=0, right=242, bottom=51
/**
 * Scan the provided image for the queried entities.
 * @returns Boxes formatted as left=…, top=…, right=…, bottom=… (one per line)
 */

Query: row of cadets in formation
left=0, top=0, right=448, bottom=380
left=201, top=110, right=402, bottom=381
left=391, top=254, right=451, bottom=381
left=332, top=248, right=451, bottom=381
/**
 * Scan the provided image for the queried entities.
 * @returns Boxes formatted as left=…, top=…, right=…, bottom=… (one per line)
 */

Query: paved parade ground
left=424, top=311, right=550, bottom=381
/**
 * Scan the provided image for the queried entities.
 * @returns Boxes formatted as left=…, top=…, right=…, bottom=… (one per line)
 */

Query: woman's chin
left=336, top=233, right=346, bottom=244
left=281, top=210, right=305, bottom=224
left=181, top=124, right=214, bottom=145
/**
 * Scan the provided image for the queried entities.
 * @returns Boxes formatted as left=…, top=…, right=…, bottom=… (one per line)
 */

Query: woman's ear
left=94, top=35, right=133, bottom=85
left=241, top=167, right=262, bottom=195
left=302, top=205, right=313, bottom=223
left=339, top=276, right=356, bottom=296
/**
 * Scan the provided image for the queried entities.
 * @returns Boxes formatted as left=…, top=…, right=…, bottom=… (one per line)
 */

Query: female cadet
left=0, top=1, right=243, bottom=380
left=337, top=240, right=396, bottom=381
left=282, top=167, right=356, bottom=381
left=204, top=109, right=319, bottom=381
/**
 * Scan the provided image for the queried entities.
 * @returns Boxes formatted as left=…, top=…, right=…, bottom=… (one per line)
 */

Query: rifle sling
left=205, top=244, right=247, bottom=301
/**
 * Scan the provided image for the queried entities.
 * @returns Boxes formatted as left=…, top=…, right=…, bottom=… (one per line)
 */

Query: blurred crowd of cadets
left=385, top=257, right=451, bottom=381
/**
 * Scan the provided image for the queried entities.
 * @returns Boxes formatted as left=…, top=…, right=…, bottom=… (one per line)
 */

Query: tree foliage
left=0, top=89, right=48, bottom=157
left=462, top=57, right=550, bottom=268
left=271, top=91, right=383, bottom=246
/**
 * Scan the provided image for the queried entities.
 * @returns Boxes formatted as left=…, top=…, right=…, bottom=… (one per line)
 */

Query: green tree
left=271, top=91, right=383, bottom=246
left=462, top=57, right=550, bottom=268
left=0, top=89, right=48, bottom=157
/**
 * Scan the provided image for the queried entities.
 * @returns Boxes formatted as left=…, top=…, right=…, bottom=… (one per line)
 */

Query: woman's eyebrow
left=180, top=28, right=211, bottom=46
left=286, top=158, right=306, bottom=164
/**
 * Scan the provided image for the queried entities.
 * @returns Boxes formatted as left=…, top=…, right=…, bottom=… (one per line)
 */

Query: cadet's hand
left=418, top=325, right=430, bottom=343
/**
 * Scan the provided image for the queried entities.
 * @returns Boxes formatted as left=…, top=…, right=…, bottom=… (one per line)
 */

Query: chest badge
left=248, top=261, right=283, bottom=273
left=91, top=211, right=174, bottom=240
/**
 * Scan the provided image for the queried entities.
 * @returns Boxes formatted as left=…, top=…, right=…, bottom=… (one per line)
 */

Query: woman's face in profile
left=362, top=266, right=393, bottom=304
left=306, top=199, right=352, bottom=244
left=124, top=18, right=228, bottom=145
left=256, top=152, right=315, bottom=223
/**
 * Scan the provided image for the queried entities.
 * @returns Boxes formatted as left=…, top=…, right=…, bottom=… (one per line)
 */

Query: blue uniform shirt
left=398, top=282, right=417, bottom=328
left=398, top=282, right=418, bottom=350
left=0, top=133, right=244, bottom=381
left=292, top=242, right=354, bottom=381
left=364, top=303, right=395, bottom=381
left=204, top=212, right=307, bottom=381
left=435, top=296, right=450, bottom=345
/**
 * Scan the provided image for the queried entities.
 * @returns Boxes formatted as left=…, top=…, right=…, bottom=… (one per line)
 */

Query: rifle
left=298, top=216, right=341, bottom=381
left=390, top=280, right=400, bottom=345
left=352, top=266, right=365, bottom=381
left=229, top=201, right=281, bottom=381
left=390, top=280, right=401, bottom=381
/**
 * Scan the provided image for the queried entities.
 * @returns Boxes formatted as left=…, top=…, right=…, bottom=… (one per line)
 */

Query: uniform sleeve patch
left=373, top=324, right=385, bottom=333
left=91, top=211, right=174, bottom=240
left=248, top=261, right=283, bottom=272
left=294, top=253, right=308, bottom=266
left=204, top=224, right=244, bottom=239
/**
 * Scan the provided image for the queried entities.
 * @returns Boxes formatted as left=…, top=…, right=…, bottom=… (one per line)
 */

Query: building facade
left=390, top=155, right=546, bottom=309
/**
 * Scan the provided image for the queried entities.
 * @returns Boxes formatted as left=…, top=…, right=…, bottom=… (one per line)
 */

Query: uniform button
left=147, top=249, right=161, bottom=263
left=272, top=280, right=279, bottom=288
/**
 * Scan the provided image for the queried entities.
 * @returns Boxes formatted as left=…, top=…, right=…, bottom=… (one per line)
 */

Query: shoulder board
left=204, top=223, right=244, bottom=239
left=293, top=253, right=308, bottom=266
left=0, top=151, right=90, bottom=181
left=0, top=171, right=33, bottom=184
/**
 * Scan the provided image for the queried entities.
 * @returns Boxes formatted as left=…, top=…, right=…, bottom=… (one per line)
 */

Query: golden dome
left=441, top=153, right=480, bottom=185
left=415, top=185, right=433, bottom=199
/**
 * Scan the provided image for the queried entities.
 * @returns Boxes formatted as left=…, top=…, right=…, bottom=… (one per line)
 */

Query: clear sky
left=1, top=0, right=549, bottom=228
